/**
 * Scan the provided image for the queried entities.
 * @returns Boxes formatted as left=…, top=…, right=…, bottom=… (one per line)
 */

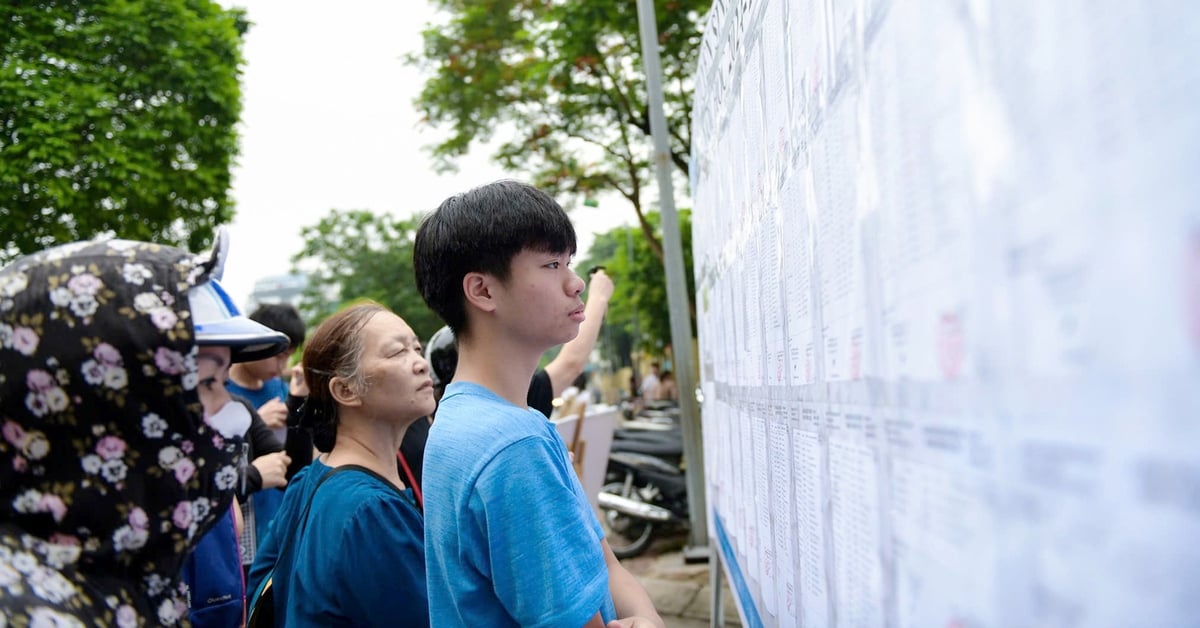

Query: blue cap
left=189, top=278, right=289, bottom=363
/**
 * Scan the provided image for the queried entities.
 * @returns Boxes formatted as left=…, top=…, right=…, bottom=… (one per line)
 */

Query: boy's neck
left=453, top=331, right=544, bottom=409
left=227, top=364, right=263, bottom=391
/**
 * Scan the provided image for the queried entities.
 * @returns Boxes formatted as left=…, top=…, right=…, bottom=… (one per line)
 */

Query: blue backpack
left=182, top=507, right=245, bottom=627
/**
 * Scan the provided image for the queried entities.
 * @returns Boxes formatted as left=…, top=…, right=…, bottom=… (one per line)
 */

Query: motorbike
left=598, top=415, right=690, bottom=558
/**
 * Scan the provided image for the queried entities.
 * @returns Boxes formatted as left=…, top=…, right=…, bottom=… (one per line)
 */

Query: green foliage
left=291, top=210, right=444, bottom=344
left=409, top=0, right=709, bottom=256
left=0, top=1, right=248, bottom=262
left=577, top=209, right=694, bottom=360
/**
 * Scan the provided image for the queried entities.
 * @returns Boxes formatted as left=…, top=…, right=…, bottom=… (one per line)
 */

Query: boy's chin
left=551, top=325, right=581, bottom=346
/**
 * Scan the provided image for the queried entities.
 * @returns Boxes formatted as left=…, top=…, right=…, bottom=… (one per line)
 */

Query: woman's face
left=356, top=312, right=436, bottom=422
left=196, top=346, right=233, bottom=417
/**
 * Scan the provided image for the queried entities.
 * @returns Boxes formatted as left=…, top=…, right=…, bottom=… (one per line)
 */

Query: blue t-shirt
left=227, top=377, right=289, bottom=441
left=423, top=382, right=616, bottom=628
left=248, top=459, right=428, bottom=627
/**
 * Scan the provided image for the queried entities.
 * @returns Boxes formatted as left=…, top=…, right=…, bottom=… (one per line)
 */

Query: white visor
left=189, top=279, right=289, bottom=363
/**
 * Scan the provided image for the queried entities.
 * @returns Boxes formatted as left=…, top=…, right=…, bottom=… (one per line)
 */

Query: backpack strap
left=252, top=465, right=369, bottom=599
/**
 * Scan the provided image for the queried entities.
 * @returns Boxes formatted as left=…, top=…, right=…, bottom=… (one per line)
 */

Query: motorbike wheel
left=599, top=481, right=656, bottom=559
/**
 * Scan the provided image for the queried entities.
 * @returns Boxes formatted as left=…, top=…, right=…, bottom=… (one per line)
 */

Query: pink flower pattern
left=0, top=238, right=248, bottom=624
left=95, top=436, right=126, bottom=461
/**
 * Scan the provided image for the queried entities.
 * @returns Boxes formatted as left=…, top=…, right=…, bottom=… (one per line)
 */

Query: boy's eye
left=546, top=262, right=560, bottom=269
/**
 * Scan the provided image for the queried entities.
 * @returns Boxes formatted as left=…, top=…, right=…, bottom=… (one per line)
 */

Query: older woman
left=248, top=302, right=435, bottom=627
left=0, top=234, right=288, bottom=625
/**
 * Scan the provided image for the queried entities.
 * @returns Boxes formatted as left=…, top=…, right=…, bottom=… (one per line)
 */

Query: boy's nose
left=568, top=272, right=585, bottom=295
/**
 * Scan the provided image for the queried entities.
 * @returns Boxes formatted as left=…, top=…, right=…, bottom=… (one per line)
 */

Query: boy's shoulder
left=440, top=385, right=541, bottom=428
left=430, top=383, right=550, bottom=457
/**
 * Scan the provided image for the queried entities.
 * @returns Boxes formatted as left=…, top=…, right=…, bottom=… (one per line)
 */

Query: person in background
left=248, top=302, right=434, bottom=626
left=654, top=370, right=678, bottom=402
left=414, top=180, right=663, bottom=627
left=0, top=233, right=285, bottom=626
left=228, top=304, right=304, bottom=442
left=181, top=279, right=291, bottom=626
left=639, top=362, right=661, bottom=405
left=556, top=372, right=591, bottom=419
left=225, top=303, right=308, bottom=572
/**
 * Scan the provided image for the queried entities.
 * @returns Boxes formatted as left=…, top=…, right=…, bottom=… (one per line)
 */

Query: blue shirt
left=423, top=382, right=616, bottom=628
left=227, top=377, right=289, bottom=441
left=248, top=459, right=428, bottom=627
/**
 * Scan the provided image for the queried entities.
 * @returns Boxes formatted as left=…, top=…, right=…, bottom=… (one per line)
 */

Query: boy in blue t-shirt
left=225, top=303, right=309, bottom=570
left=414, top=180, right=664, bottom=628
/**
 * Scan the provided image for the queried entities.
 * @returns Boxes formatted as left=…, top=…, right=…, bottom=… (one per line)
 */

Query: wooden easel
left=567, top=403, right=587, bottom=481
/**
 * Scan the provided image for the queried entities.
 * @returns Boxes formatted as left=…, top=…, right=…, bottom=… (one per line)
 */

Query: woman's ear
left=328, top=376, right=362, bottom=407
left=462, top=272, right=498, bottom=314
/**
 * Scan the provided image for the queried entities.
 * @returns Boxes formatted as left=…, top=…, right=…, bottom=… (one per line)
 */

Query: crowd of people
left=0, top=180, right=665, bottom=627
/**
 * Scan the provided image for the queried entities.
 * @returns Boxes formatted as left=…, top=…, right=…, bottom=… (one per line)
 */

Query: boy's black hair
left=414, top=180, right=576, bottom=334
left=249, top=303, right=306, bottom=349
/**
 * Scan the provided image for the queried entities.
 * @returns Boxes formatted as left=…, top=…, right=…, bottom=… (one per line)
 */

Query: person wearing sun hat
left=183, top=273, right=295, bottom=627
left=0, top=230, right=288, bottom=626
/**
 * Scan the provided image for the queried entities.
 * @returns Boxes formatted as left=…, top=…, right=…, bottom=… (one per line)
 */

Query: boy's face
left=493, top=248, right=586, bottom=349
left=241, top=348, right=293, bottom=381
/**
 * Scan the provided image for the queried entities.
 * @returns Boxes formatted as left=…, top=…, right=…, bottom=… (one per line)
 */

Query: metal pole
left=627, top=226, right=640, bottom=388
left=635, top=0, right=708, bottom=554
left=711, top=546, right=726, bottom=627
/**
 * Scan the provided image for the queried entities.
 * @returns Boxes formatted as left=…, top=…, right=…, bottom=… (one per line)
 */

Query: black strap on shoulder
left=272, top=464, right=373, bottom=569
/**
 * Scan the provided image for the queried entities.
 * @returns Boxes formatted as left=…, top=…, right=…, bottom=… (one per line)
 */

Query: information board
left=690, top=1, right=1200, bottom=626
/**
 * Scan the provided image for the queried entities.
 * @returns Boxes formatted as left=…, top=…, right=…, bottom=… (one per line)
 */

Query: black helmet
left=425, top=325, right=458, bottom=388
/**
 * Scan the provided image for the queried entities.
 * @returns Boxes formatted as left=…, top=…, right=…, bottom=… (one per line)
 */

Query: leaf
left=0, top=1, right=246, bottom=262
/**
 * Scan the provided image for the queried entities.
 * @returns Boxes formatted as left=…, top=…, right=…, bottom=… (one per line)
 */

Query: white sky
left=218, top=0, right=632, bottom=307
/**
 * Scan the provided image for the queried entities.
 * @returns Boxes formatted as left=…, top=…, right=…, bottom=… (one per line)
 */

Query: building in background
left=245, top=272, right=307, bottom=312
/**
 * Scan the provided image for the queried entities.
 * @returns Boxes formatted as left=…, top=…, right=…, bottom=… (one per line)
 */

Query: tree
left=577, top=210, right=694, bottom=362
left=409, top=0, right=709, bottom=260
left=291, top=210, right=444, bottom=343
left=0, top=1, right=248, bottom=263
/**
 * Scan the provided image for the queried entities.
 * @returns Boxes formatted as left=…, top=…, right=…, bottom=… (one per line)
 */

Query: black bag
left=246, top=466, right=365, bottom=627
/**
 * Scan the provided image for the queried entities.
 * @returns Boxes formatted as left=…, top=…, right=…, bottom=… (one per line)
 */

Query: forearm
left=609, top=564, right=664, bottom=627
left=237, top=466, right=263, bottom=501
left=604, top=542, right=664, bottom=627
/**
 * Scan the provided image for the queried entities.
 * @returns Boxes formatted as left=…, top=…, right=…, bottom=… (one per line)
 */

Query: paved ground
left=620, top=535, right=743, bottom=627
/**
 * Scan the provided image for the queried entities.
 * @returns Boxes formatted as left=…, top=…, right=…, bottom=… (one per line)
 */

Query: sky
left=218, top=0, right=632, bottom=307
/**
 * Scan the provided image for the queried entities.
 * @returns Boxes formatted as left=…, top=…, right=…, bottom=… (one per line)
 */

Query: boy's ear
left=462, top=272, right=499, bottom=314
left=328, top=377, right=362, bottom=407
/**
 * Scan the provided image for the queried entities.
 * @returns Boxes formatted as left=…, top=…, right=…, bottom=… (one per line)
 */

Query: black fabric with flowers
left=0, top=239, right=241, bottom=626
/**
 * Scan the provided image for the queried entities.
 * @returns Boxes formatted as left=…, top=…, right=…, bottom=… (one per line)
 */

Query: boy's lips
left=417, top=378, right=434, bottom=391
left=569, top=305, right=586, bottom=322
